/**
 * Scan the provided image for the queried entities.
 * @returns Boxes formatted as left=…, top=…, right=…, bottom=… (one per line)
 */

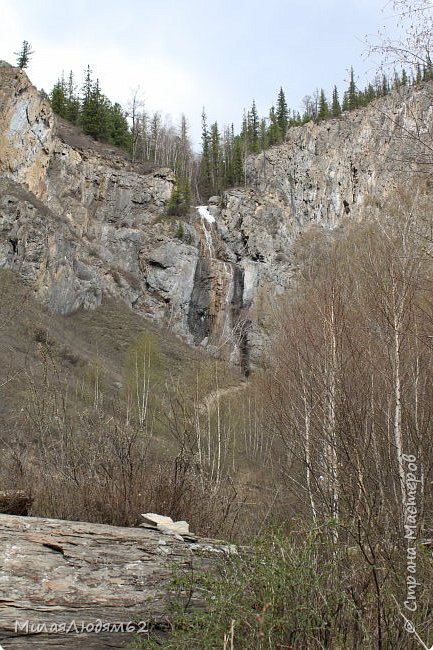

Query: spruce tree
left=268, top=106, right=281, bottom=145
left=79, top=66, right=96, bottom=135
left=259, top=118, right=268, bottom=151
left=199, top=109, right=212, bottom=200
left=15, top=40, right=34, bottom=69
left=393, top=70, right=401, bottom=89
left=317, top=89, right=330, bottom=121
left=81, top=65, right=93, bottom=105
left=331, top=86, right=341, bottom=117
left=222, top=125, right=234, bottom=187
left=149, top=112, right=162, bottom=162
left=347, top=67, right=358, bottom=110
left=167, top=176, right=191, bottom=217
left=381, top=74, right=390, bottom=96
left=108, top=103, right=131, bottom=150
left=65, top=71, right=80, bottom=123
left=248, top=100, right=260, bottom=153
left=50, top=75, right=67, bottom=118
left=178, top=114, right=191, bottom=179
left=232, top=136, right=244, bottom=186
left=276, top=87, right=289, bottom=139
left=364, top=83, right=376, bottom=104
left=210, top=121, right=222, bottom=194
left=80, top=76, right=108, bottom=139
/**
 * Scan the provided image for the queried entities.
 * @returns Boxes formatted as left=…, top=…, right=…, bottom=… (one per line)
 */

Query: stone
left=140, top=514, right=190, bottom=537
left=158, top=521, right=189, bottom=535
left=0, top=513, right=235, bottom=648
left=140, top=512, right=174, bottom=527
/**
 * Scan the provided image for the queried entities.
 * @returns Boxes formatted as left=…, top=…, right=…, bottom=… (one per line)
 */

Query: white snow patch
left=196, top=205, right=215, bottom=223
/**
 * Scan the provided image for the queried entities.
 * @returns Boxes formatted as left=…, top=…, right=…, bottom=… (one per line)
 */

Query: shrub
left=132, top=522, right=433, bottom=649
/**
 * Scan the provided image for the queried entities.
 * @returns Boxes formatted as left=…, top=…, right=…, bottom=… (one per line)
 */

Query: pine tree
left=347, top=67, right=358, bottom=110
left=331, top=86, right=341, bottom=117
left=276, top=87, right=289, bottom=139
left=178, top=114, right=192, bottom=179
left=199, top=109, right=212, bottom=200
left=15, top=40, right=34, bottom=69
left=149, top=112, right=162, bottom=162
left=290, top=110, right=303, bottom=126
left=80, top=76, right=109, bottom=140
left=364, top=83, right=376, bottom=105
left=167, top=175, right=191, bottom=217
left=79, top=66, right=95, bottom=134
left=108, top=103, right=131, bottom=150
left=248, top=100, right=260, bottom=153
left=65, top=71, right=80, bottom=123
left=393, top=70, right=401, bottom=89
left=50, top=75, right=67, bottom=118
left=232, top=135, right=244, bottom=186
left=81, top=65, right=93, bottom=105
left=210, top=121, right=222, bottom=193
left=222, top=125, right=234, bottom=187
left=317, top=89, right=330, bottom=121
left=268, top=106, right=281, bottom=145
left=259, top=118, right=268, bottom=151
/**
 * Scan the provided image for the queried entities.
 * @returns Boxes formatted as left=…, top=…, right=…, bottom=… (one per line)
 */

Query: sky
left=0, top=0, right=400, bottom=148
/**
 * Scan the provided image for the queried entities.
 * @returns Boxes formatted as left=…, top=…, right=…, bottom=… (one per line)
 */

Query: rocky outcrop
left=0, top=61, right=54, bottom=198
left=0, top=62, right=196, bottom=329
left=208, top=81, right=433, bottom=360
left=1, top=60, right=432, bottom=369
left=0, top=62, right=252, bottom=364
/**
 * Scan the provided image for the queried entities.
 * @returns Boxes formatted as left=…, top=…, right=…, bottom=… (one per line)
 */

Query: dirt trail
left=202, top=380, right=249, bottom=411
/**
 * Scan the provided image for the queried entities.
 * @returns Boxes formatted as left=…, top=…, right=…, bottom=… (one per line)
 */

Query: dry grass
left=0, top=269, right=259, bottom=538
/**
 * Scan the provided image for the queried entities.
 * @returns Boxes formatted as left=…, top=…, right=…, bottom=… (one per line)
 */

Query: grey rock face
left=0, top=61, right=54, bottom=198
left=1, top=61, right=432, bottom=370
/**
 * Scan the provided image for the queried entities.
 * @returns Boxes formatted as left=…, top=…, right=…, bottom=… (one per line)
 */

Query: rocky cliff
left=1, top=61, right=431, bottom=370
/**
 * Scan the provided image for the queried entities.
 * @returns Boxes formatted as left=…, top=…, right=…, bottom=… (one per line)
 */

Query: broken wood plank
left=0, top=514, right=236, bottom=648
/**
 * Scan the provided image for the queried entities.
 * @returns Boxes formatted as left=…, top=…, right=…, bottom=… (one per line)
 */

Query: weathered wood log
left=0, top=491, right=33, bottom=516
left=0, top=514, right=236, bottom=648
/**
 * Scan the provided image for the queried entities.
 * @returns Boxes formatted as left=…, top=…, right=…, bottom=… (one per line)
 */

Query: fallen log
left=0, top=491, right=33, bottom=516
left=0, top=514, right=236, bottom=648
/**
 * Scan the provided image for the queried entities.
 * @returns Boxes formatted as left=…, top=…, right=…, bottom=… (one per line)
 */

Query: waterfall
left=187, top=205, right=249, bottom=374
left=197, top=205, right=215, bottom=257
